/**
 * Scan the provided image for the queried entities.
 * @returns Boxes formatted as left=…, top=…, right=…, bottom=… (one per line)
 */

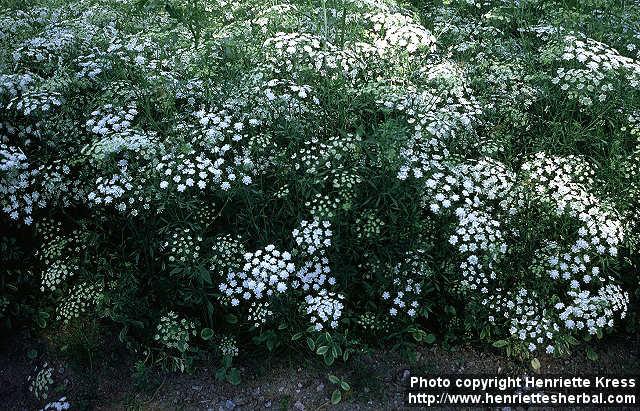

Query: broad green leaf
left=531, top=358, right=541, bottom=371
left=200, top=327, right=214, bottom=341
left=492, top=340, right=508, bottom=348
left=331, top=389, right=342, bottom=404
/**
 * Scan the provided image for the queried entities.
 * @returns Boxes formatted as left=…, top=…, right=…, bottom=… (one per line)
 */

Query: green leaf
left=199, top=268, right=212, bottom=285
left=306, top=337, right=315, bottom=351
left=424, top=334, right=436, bottom=344
left=316, top=346, right=329, bottom=355
left=531, top=358, right=541, bottom=371
left=324, top=353, right=335, bottom=366
left=200, top=328, right=214, bottom=341
left=227, top=367, right=241, bottom=385
left=224, top=314, right=238, bottom=324
left=492, top=340, right=508, bottom=348
left=291, top=332, right=304, bottom=341
left=566, top=336, right=579, bottom=346
left=340, top=381, right=351, bottom=391
left=586, top=347, right=599, bottom=362
left=215, top=367, right=226, bottom=381
left=331, top=389, right=342, bottom=404
left=480, top=327, right=488, bottom=339
left=328, top=374, right=340, bottom=384
left=27, top=349, right=38, bottom=360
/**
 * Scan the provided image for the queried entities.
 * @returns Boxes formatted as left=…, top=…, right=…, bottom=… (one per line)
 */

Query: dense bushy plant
left=1, top=0, right=639, bottom=384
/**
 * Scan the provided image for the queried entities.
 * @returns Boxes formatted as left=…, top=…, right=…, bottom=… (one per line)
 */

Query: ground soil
left=2, top=331, right=639, bottom=410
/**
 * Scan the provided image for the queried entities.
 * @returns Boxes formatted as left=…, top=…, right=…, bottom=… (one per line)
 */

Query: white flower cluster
left=35, top=220, right=80, bottom=262
left=162, top=228, right=203, bottom=264
left=560, top=35, right=640, bottom=75
left=34, top=221, right=101, bottom=326
left=41, top=261, right=78, bottom=292
left=550, top=34, right=640, bottom=106
left=248, top=300, right=273, bottom=327
left=88, top=164, right=152, bottom=215
left=86, top=103, right=139, bottom=137
left=41, top=397, right=71, bottom=411
left=219, top=218, right=340, bottom=329
left=0, top=72, right=38, bottom=108
left=552, top=67, right=612, bottom=106
left=84, top=103, right=163, bottom=164
left=354, top=211, right=385, bottom=240
left=292, top=218, right=332, bottom=255
left=27, top=363, right=54, bottom=401
left=474, top=61, right=537, bottom=133
left=56, top=282, right=101, bottom=324
left=304, top=290, right=344, bottom=331
left=485, top=288, right=559, bottom=354
left=218, top=335, right=239, bottom=357
left=357, top=311, right=389, bottom=332
left=210, top=234, right=246, bottom=274
left=310, top=195, right=340, bottom=219
left=0, top=144, right=28, bottom=173
left=385, top=79, right=482, bottom=180
left=12, top=26, right=77, bottom=67
left=252, top=75, right=321, bottom=123
left=251, top=4, right=299, bottom=34
left=74, top=27, right=163, bottom=84
left=381, top=249, right=432, bottom=318
left=154, top=311, right=197, bottom=353
left=513, top=154, right=628, bottom=350
left=220, top=244, right=295, bottom=305
left=193, top=104, right=253, bottom=146
left=7, top=90, right=63, bottom=116
left=621, top=145, right=640, bottom=247
left=1, top=145, right=81, bottom=224
left=292, top=219, right=336, bottom=291
left=521, top=153, right=622, bottom=261
left=423, top=153, right=629, bottom=353
left=156, top=147, right=252, bottom=194
left=365, top=12, right=436, bottom=55
left=425, top=159, right=514, bottom=291
left=382, top=277, right=421, bottom=318
left=292, top=134, right=360, bottom=175
left=3, top=0, right=639, bottom=361
left=329, top=170, right=362, bottom=200
left=263, top=32, right=364, bottom=81
left=0, top=143, right=39, bottom=224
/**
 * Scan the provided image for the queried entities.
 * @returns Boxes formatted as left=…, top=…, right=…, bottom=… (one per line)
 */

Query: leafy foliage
left=1, top=0, right=639, bottom=395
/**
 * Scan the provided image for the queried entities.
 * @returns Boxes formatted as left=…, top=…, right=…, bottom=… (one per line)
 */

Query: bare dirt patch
left=3, top=332, right=639, bottom=410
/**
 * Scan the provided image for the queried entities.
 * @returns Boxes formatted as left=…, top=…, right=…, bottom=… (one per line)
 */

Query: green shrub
left=1, top=0, right=638, bottom=384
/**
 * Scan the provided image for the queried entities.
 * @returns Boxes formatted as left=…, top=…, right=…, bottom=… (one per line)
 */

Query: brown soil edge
left=2, top=332, right=639, bottom=410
